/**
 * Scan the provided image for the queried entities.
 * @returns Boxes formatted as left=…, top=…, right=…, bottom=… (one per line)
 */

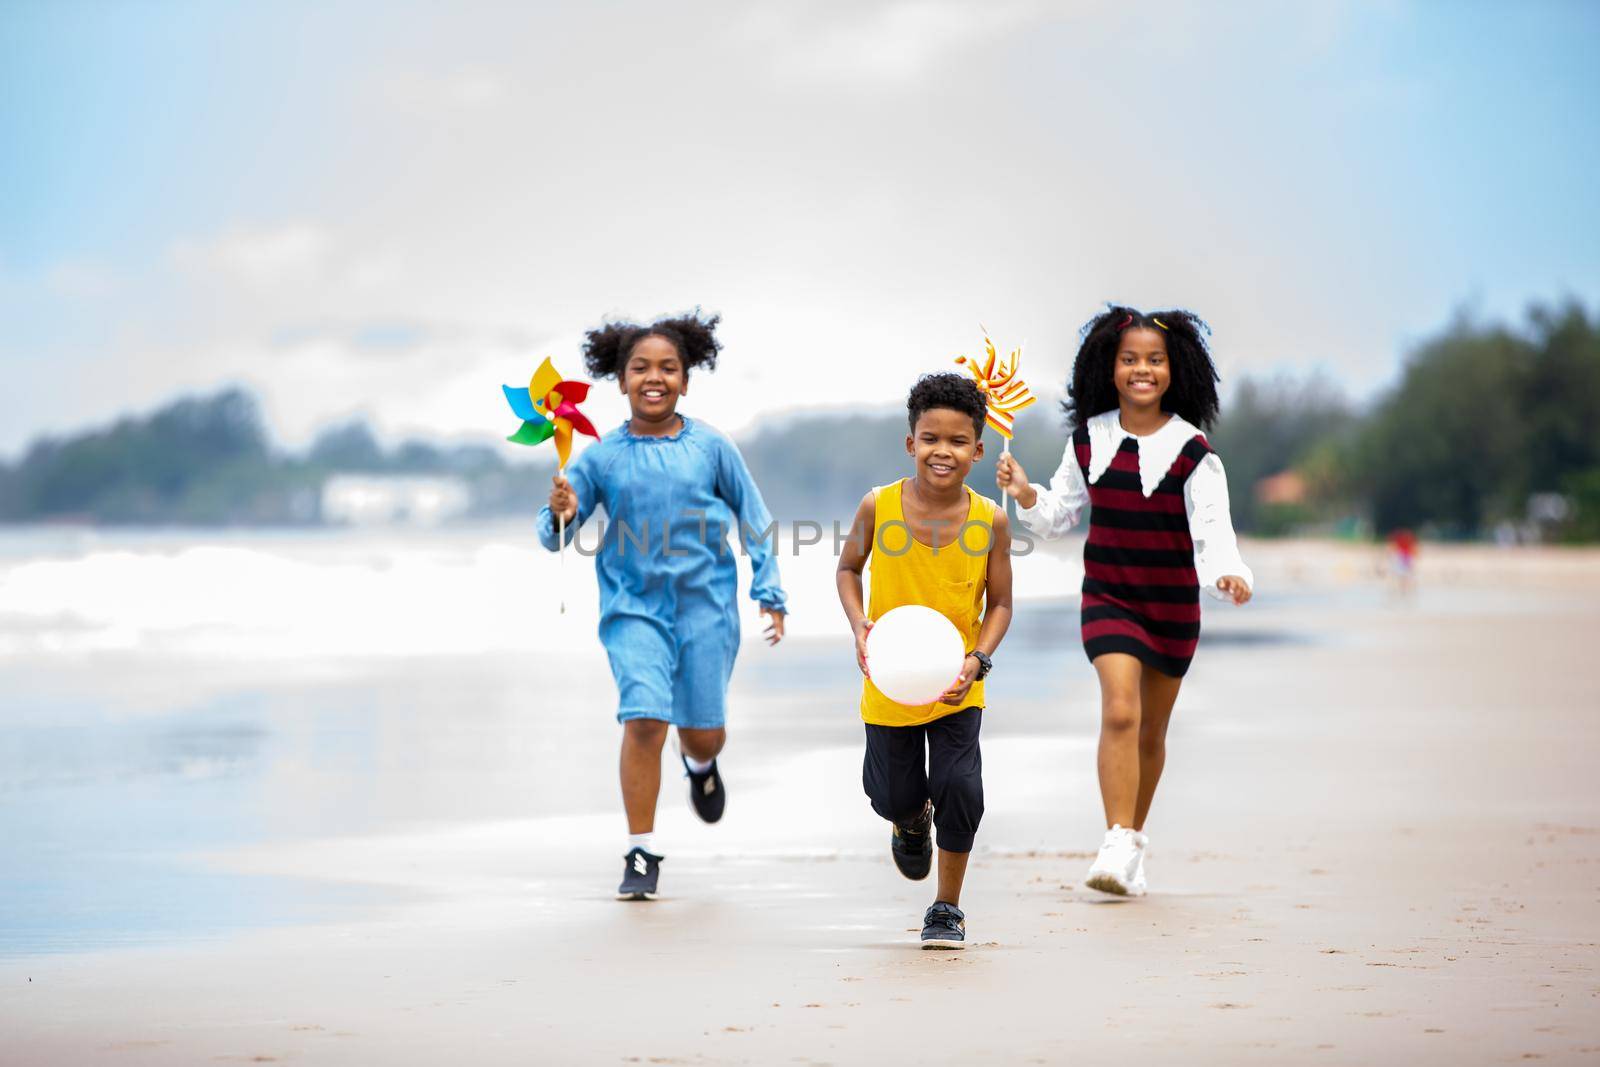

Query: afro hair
left=1063, top=306, right=1221, bottom=430
left=907, top=372, right=987, bottom=436
left=581, top=308, right=723, bottom=381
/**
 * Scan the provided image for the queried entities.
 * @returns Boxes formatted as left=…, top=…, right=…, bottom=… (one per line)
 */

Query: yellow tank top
left=860, top=478, right=996, bottom=727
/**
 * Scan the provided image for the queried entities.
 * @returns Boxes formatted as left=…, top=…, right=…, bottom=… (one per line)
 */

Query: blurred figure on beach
left=998, top=307, right=1251, bottom=897
left=837, top=373, right=1013, bottom=949
left=1387, top=528, right=1418, bottom=599
left=539, top=311, right=787, bottom=901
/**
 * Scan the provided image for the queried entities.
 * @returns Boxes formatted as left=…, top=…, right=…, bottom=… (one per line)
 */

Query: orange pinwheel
left=955, top=332, right=1036, bottom=446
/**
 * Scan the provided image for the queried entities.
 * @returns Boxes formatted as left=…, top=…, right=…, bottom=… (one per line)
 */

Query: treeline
left=1208, top=300, right=1600, bottom=540
left=0, top=390, right=549, bottom=525
left=4, top=299, right=1596, bottom=538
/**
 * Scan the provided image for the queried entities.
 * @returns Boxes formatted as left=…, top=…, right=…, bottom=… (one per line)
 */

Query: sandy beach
left=2, top=534, right=1598, bottom=1064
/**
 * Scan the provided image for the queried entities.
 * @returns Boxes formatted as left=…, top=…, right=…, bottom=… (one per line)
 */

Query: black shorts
left=861, top=706, right=984, bottom=854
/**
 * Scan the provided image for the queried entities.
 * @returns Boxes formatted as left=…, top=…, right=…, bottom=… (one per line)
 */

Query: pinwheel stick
left=557, top=466, right=567, bottom=614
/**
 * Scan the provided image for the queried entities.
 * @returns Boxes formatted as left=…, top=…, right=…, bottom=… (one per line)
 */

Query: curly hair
left=907, top=372, right=987, bottom=437
left=581, top=309, right=723, bottom=380
left=1063, top=305, right=1221, bottom=430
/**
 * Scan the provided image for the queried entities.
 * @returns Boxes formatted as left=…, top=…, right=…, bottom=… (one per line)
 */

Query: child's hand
left=761, top=607, right=786, bottom=646
left=853, top=618, right=873, bottom=677
left=995, top=455, right=1037, bottom=508
left=940, top=654, right=981, bottom=705
left=1216, top=575, right=1252, bottom=605
left=549, top=474, right=577, bottom=523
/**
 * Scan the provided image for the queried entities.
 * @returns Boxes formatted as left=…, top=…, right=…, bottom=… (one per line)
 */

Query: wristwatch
left=968, top=649, right=992, bottom=680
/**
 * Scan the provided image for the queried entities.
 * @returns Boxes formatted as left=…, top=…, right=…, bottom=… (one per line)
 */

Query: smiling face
left=1113, top=327, right=1171, bottom=410
left=906, top=406, right=984, bottom=490
left=619, top=333, right=686, bottom=425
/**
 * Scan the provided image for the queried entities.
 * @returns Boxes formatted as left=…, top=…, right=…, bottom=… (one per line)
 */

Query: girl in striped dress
left=995, top=307, right=1252, bottom=897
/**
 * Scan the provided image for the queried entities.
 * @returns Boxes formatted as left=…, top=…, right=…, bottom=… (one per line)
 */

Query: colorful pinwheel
left=955, top=332, right=1036, bottom=453
left=503, top=357, right=599, bottom=469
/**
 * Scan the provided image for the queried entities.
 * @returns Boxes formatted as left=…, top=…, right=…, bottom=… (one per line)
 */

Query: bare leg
left=676, top=725, right=726, bottom=763
left=1093, top=653, right=1144, bottom=828
left=935, top=849, right=970, bottom=907
left=1133, top=670, right=1184, bottom=831
left=620, top=718, right=669, bottom=835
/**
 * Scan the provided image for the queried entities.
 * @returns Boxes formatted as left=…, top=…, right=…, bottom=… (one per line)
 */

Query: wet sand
left=3, top=540, right=1599, bottom=1064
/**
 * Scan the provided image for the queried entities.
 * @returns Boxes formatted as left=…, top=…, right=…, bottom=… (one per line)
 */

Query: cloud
left=738, top=0, right=1055, bottom=87
left=381, top=67, right=508, bottom=114
left=44, top=261, right=117, bottom=299
left=171, top=223, right=332, bottom=287
left=249, top=330, right=540, bottom=448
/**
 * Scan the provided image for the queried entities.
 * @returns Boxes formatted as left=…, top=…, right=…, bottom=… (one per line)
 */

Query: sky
left=2, top=0, right=1597, bottom=458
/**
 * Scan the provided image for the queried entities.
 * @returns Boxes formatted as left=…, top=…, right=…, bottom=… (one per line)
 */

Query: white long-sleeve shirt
left=1015, top=410, right=1254, bottom=600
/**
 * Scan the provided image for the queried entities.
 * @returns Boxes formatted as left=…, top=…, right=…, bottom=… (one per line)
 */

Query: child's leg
left=669, top=607, right=735, bottom=766
left=936, top=850, right=970, bottom=906
left=677, top=726, right=726, bottom=763
left=620, top=718, right=670, bottom=834
left=862, top=724, right=930, bottom=826
left=1092, top=653, right=1144, bottom=828
left=864, top=723, right=935, bottom=881
left=1133, top=670, right=1183, bottom=831
left=926, top=707, right=984, bottom=905
left=605, top=616, right=679, bottom=836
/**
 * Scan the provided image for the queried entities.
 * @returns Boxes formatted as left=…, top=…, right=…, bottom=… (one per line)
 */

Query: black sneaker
left=683, top=756, right=726, bottom=824
left=890, top=801, right=933, bottom=880
left=617, top=847, right=663, bottom=900
left=921, top=901, right=966, bottom=949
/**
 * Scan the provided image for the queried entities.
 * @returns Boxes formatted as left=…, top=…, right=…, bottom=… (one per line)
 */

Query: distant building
left=320, top=475, right=471, bottom=526
left=1255, top=470, right=1307, bottom=507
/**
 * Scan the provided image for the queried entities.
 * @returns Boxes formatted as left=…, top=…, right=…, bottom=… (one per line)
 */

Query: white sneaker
left=1128, top=831, right=1148, bottom=897
left=1085, top=825, right=1141, bottom=896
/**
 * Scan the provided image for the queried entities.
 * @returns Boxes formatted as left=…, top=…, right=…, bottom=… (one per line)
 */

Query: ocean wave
left=0, top=525, right=1081, bottom=661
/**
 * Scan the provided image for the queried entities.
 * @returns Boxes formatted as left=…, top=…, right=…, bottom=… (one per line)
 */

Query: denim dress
left=537, top=417, right=787, bottom=727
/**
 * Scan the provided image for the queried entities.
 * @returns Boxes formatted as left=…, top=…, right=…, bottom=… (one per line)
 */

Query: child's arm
left=536, top=455, right=596, bottom=552
left=996, top=443, right=1088, bottom=539
left=1186, top=454, right=1254, bottom=605
left=941, top=509, right=1014, bottom=705
left=836, top=491, right=876, bottom=676
left=713, top=435, right=787, bottom=642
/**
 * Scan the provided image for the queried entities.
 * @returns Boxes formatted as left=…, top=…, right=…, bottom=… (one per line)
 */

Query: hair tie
left=1152, top=317, right=1169, bottom=331
left=1117, top=313, right=1133, bottom=329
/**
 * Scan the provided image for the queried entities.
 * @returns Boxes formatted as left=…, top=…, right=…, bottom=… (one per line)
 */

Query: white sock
left=628, top=832, right=655, bottom=855
left=684, top=754, right=715, bottom=774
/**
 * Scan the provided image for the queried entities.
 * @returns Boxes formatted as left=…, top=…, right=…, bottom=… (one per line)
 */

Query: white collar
left=1086, top=410, right=1202, bottom=497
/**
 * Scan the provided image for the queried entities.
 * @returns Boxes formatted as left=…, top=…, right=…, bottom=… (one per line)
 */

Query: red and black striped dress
left=1075, top=423, right=1214, bottom=677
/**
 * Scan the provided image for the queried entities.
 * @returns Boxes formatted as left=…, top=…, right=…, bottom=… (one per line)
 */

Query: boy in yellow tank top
left=837, top=373, right=1014, bottom=949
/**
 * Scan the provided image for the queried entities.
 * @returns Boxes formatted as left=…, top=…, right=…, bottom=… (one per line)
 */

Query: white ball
left=866, top=605, right=967, bottom=706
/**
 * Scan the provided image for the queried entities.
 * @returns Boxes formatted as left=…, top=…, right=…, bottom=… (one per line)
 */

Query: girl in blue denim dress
left=539, top=310, right=787, bottom=900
